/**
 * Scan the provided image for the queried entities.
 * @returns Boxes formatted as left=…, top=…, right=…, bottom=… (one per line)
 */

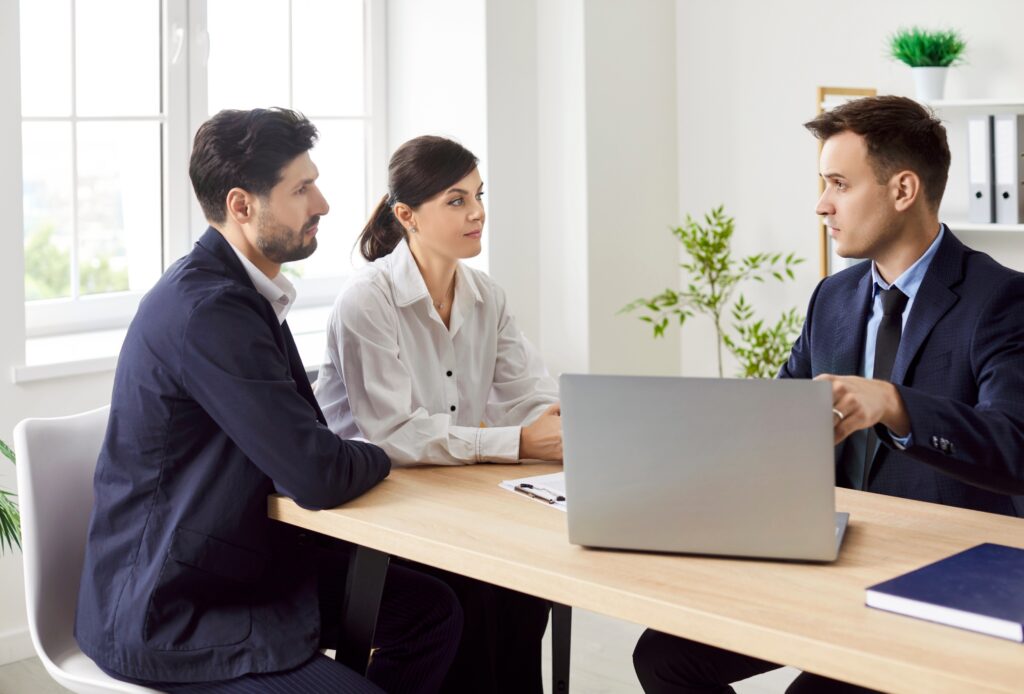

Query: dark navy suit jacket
left=779, top=229, right=1024, bottom=515
left=75, top=228, right=391, bottom=682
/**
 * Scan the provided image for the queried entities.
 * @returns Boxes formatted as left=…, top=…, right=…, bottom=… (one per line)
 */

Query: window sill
left=12, top=305, right=333, bottom=384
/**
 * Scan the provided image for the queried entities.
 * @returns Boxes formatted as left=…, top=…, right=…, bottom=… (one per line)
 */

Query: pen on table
left=520, top=487, right=561, bottom=503
left=517, top=483, right=565, bottom=502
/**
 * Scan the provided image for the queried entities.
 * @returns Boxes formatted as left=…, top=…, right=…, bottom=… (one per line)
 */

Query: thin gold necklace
left=433, top=274, right=456, bottom=311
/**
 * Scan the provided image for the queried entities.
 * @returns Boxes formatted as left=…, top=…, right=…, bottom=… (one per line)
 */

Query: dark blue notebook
left=866, top=543, right=1024, bottom=642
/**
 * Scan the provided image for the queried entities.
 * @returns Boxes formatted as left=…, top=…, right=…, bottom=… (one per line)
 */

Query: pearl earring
left=410, top=225, right=418, bottom=234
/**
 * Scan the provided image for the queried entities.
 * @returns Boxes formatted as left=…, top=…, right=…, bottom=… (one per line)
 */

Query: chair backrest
left=14, top=406, right=110, bottom=672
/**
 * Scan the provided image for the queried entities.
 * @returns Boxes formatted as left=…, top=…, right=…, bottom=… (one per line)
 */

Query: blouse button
left=450, top=405, right=457, bottom=412
left=446, top=370, right=453, bottom=377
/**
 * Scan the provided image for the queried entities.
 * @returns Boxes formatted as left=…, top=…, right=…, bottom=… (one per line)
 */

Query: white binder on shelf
left=993, top=114, right=1024, bottom=225
left=967, top=115, right=995, bottom=223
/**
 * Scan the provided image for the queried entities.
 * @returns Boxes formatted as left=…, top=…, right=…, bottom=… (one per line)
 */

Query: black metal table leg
left=552, top=602, right=572, bottom=693
left=335, top=545, right=390, bottom=674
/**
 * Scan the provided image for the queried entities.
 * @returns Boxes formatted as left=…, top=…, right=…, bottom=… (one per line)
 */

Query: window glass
left=76, top=0, right=160, bottom=116
left=20, top=0, right=72, bottom=117
left=76, top=121, right=163, bottom=296
left=22, top=123, right=75, bottom=301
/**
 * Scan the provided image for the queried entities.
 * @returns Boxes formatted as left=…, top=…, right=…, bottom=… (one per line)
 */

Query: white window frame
left=23, top=0, right=387, bottom=338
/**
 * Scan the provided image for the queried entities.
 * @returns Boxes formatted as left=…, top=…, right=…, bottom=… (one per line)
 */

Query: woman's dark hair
left=804, top=95, right=950, bottom=210
left=189, top=108, right=319, bottom=224
left=359, top=135, right=479, bottom=261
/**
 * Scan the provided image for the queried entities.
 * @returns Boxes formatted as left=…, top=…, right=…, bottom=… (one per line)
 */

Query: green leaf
left=0, top=490, right=20, bottom=553
left=0, top=439, right=14, bottom=464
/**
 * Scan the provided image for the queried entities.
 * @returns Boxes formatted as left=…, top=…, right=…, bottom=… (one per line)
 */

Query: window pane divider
left=23, top=115, right=166, bottom=122
left=69, top=0, right=80, bottom=301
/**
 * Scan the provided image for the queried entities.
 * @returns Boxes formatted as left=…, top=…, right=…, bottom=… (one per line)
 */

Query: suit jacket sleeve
left=181, top=286, right=390, bottom=509
left=894, top=273, right=1024, bottom=495
left=777, top=277, right=826, bottom=380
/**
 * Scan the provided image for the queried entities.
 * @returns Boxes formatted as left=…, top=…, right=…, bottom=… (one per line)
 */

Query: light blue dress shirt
left=863, top=225, right=945, bottom=447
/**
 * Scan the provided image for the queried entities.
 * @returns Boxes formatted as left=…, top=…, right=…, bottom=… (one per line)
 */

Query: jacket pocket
left=143, top=527, right=267, bottom=651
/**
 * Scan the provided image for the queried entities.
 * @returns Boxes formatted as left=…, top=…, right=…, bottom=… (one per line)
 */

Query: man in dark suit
left=75, top=108, right=461, bottom=693
left=632, top=96, right=1024, bottom=693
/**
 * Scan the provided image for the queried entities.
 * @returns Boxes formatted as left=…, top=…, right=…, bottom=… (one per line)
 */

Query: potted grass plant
left=0, top=439, right=20, bottom=554
left=889, top=27, right=966, bottom=102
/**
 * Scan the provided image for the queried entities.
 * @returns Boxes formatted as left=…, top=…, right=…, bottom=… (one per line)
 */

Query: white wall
left=534, top=0, right=682, bottom=378
left=675, top=0, right=1024, bottom=375
left=582, top=0, right=681, bottom=375
left=484, top=0, right=541, bottom=342
left=386, top=0, right=491, bottom=271
left=536, top=0, right=590, bottom=376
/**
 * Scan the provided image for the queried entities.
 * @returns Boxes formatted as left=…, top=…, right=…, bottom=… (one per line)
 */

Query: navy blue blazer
left=779, top=230, right=1024, bottom=516
left=75, top=228, right=391, bottom=682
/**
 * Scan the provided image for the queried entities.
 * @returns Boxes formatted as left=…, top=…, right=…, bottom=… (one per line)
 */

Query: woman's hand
left=519, top=403, right=563, bottom=461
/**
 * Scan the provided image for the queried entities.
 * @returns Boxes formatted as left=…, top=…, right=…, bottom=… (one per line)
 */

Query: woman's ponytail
left=358, top=194, right=405, bottom=262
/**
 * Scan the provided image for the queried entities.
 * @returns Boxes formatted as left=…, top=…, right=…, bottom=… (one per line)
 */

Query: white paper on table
left=499, top=471, right=567, bottom=512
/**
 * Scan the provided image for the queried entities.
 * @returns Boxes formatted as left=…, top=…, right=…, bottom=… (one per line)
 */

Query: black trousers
left=398, top=560, right=552, bottom=694
left=632, top=630, right=880, bottom=694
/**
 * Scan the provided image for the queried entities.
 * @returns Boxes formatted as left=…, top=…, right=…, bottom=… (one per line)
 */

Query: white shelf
left=945, top=221, right=1024, bottom=233
left=926, top=98, right=1024, bottom=109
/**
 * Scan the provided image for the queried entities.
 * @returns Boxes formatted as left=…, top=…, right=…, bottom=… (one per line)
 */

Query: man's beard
left=256, top=207, right=319, bottom=264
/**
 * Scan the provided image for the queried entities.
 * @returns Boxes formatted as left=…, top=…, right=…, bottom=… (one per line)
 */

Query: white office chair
left=14, top=406, right=160, bottom=693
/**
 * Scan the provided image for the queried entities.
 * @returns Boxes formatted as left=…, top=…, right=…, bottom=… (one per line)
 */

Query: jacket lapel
left=890, top=232, right=964, bottom=385
left=831, top=267, right=874, bottom=376
left=197, top=227, right=326, bottom=424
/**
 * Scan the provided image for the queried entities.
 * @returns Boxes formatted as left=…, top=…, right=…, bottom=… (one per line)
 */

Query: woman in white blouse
left=316, top=135, right=559, bottom=692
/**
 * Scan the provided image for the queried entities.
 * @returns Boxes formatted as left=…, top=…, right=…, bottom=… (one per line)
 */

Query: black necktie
left=857, top=286, right=909, bottom=489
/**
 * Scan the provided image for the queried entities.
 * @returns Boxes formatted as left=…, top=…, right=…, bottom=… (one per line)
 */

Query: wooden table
left=269, top=463, right=1024, bottom=693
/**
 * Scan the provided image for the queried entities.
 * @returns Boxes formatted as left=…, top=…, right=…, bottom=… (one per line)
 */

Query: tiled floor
left=0, top=609, right=798, bottom=693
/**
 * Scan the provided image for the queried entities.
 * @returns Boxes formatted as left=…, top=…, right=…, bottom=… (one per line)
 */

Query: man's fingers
left=834, top=419, right=854, bottom=445
left=545, top=402, right=561, bottom=416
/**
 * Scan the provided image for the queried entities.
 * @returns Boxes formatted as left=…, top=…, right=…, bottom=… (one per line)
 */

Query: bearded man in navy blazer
left=75, top=108, right=461, bottom=693
left=633, top=97, right=1024, bottom=693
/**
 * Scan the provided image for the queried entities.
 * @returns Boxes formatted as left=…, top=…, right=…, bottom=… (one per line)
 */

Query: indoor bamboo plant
left=622, top=206, right=804, bottom=379
left=889, top=27, right=966, bottom=101
left=0, top=438, right=20, bottom=554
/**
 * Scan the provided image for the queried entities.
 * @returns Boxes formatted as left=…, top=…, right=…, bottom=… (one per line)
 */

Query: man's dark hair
left=804, top=95, right=950, bottom=210
left=189, top=108, right=319, bottom=224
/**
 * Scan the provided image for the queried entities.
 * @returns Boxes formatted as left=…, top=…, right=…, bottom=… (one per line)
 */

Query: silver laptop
left=560, top=374, right=849, bottom=562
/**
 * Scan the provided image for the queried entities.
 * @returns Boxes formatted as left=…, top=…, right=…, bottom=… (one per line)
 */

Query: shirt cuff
left=475, top=426, right=522, bottom=463
left=889, top=429, right=913, bottom=450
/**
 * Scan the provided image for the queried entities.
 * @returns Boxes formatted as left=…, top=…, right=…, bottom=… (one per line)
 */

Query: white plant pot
left=912, top=67, right=948, bottom=102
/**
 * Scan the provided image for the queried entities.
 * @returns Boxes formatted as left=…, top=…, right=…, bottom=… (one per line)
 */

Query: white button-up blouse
left=316, top=239, right=558, bottom=466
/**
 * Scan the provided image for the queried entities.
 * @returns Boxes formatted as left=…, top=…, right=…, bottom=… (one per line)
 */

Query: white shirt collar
left=387, top=239, right=483, bottom=309
left=229, top=245, right=297, bottom=324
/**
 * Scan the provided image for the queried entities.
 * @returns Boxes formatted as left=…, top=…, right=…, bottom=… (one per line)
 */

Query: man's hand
left=815, top=374, right=910, bottom=445
left=519, top=403, right=563, bottom=461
